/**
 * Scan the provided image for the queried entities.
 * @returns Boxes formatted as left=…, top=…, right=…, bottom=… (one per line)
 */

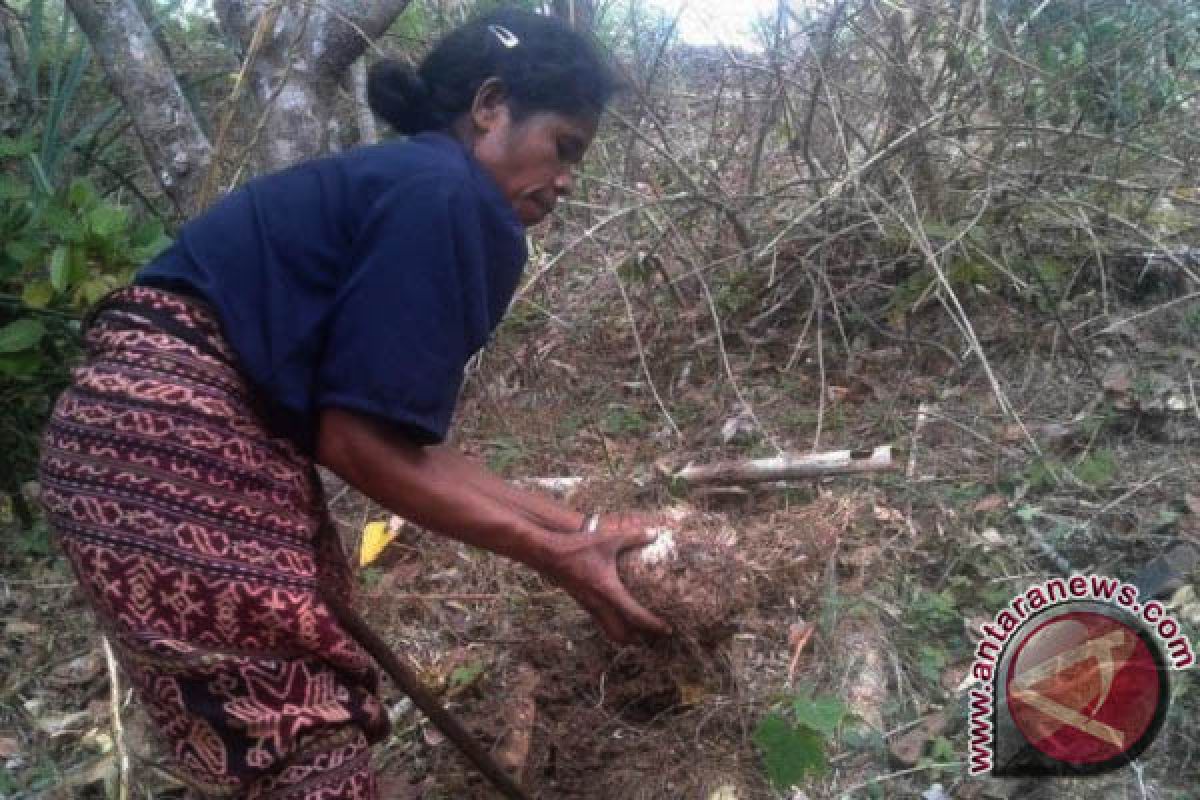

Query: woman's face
left=470, top=98, right=598, bottom=227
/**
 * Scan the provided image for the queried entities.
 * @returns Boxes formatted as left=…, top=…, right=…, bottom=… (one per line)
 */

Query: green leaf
left=0, top=134, right=37, bottom=159
left=131, top=234, right=173, bottom=264
left=0, top=350, right=42, bottom=377
left=930, top=735, right=957, bottom=762
left=68, top=178, right=97, bottom=209
left=49, top=244, right=70, bottom=291
left=129, top=218, right=164, bottom=248
left=22, top=280, right=55, bottom=308
left=6, top=238, right=41, bottom=267
left=0, top=175, right=31, bottom=201
left=41, top=204, right=86, bottom=242
left=753, top=713, right=827, bottom=790
left=0, top=318, right=46, bottom=353
left=87, top=205, right=129, bottom=237
left=448, top=662, right=485, bottom=691
left=81, top=276, right=114, bottom=306
left=793, top=694, right=848, bottom=737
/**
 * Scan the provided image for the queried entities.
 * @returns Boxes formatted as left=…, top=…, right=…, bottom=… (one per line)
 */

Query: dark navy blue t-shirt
left=137, top=132, right=527, bottom=451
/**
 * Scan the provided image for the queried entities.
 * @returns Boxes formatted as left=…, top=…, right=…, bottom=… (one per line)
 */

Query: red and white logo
left=1005, top=610, right=1164, bottom=769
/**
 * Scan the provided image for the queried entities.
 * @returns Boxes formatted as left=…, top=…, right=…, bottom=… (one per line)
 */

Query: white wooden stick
left=673, top=445, right=895, bottom=487
left=101, top=636, right=130, bottom=800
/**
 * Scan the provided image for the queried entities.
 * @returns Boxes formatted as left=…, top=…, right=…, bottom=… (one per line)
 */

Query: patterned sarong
left=38, top=286, right=388, bottom=798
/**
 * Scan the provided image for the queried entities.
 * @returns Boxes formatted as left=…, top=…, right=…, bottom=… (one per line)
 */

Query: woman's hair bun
left=367, top=58, right=437, bottom=135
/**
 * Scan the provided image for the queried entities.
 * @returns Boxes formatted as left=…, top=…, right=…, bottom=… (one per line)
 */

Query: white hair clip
left=489, top=24, right=520, bottom=48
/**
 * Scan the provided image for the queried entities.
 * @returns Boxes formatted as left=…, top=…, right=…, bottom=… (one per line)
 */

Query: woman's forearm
left=316, top=409, right=565, bottom=572
left=427, top=445, right=586, bottom=533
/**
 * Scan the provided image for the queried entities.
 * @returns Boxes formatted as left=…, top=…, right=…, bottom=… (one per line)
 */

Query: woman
left=39, top=9, right=668, bottom=798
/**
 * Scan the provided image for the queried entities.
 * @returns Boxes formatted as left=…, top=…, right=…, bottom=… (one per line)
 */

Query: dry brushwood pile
left=2, top=1, right=1200, bottom=799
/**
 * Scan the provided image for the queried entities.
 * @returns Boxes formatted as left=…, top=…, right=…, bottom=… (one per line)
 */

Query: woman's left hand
left=541, top=515, right=672, bottom=644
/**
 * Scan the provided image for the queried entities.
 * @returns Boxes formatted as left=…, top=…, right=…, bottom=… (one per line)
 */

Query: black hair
left=367, top=8, right=619, bottom=135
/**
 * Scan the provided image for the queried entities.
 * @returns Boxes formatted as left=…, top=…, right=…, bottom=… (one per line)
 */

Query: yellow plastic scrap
left=359, top=517, right=401, bottom=566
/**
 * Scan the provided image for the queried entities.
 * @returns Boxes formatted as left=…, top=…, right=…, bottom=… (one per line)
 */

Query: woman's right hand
left=543, top=516, right=672, bottom=644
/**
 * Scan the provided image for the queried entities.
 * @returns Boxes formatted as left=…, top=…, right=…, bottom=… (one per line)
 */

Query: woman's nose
left=553, top=168, right=573, bottom=196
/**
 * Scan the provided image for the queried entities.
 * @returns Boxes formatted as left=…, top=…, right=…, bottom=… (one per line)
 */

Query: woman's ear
left=470, top=77, right=509, bottom=133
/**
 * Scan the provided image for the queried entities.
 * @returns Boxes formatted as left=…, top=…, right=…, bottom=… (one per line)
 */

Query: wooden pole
left=673, top=445, right=895, bottom=487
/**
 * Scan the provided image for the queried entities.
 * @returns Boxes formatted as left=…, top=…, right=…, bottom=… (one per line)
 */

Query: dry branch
left=673, top=445, right=894, bottom=488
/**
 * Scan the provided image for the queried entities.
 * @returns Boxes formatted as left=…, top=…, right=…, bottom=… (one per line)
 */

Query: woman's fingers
left=608, top=579, right=672, bottom=637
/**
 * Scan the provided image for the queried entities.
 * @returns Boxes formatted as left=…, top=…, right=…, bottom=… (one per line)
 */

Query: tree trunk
left=65, top=0, right=213, bottom=217
left=352, top=59, right=378, bottom=146
left=0, top=10, right=22, bottom=112
left=66, top=0, right=410, bottom=217
left=213, top=0, right=410, bottom=171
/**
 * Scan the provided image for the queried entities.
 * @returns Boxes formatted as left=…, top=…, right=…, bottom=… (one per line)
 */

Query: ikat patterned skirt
left=38, top=286, right=388, bottom=798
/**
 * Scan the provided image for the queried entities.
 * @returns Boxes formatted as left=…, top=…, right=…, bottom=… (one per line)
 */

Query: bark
left=0, top=8, right=28, bottom=133
left=673, top=445, right=895, bottom=488
left=351, top=58, right=377, bottom=146
left=65, top=0, right=212, bottom=217
left=213, top=0, right=410, bottom=170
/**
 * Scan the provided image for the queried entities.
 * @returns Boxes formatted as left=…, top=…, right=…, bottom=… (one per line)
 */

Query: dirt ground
left=2, top=280, right=1198, bottom=799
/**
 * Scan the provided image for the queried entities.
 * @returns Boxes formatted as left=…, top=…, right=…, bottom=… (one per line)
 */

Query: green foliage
left=0, top=0, right=173, bottom=497
left=753, top=687, right=849, bottom=791
left=908, top=586, right=960, bottom=635
left=1023, top=458, right=1061, bottom=492
left=448, top=661, right=485, bottom=693
left=1, top=0, right=166, bottom=390
left=998, top=0, right=1200, bottom=132
left=485, top=435, right=525, bottom=473
left=0, top=170, right=169, bottom=495
left=753, top=713, right=826, bottom=791
left=359, top=567, right=383, bottom=588
left=601, top=404, right=649, bottom=435
left=887, top=253, right=998, bottom=324
left=17, top=519, right=54, bottom=558
left=1073, top=448, right=1116, bottom=488
left=1016, top=256, right=1070, bottom=311
left=1180, top=306, right=1200, bottom=341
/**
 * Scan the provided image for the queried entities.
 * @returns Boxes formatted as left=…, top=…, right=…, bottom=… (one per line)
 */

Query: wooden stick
left=907, top=404, right=934, bottom=479
left=323, top=591, right=531, bottom=800
left=101, top=636, right=130, bottom=800
left=673, top=445, right=895, bottom=487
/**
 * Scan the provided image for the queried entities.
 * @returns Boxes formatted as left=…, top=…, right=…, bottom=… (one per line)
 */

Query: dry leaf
left=973, top=494, right=1007, bottom=514
left=0, top=736, right=19, bottom=758
left=677, top=681, right=711, bottom=707
left=49, top=651, right=104, bottom=687
left=35, top=710, right=91, bottom=737
left=888, top=712, right=950, bottom=766
left=4, top=620, right=40, bottom=636
left=941, top=663, right=972, bottom=694
left=59, top=754, right=116, bottom=790
left=1102, top=364, right=1133, bottom=394
left=1185, top=494, right=1200, bottom=516
left=840, top=545, right=883, bottom=569
left=873, top=505, right=906, bottom=524
left=978, top=528, right=1007, bottom=549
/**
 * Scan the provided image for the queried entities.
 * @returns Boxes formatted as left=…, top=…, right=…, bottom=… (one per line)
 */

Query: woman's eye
left=557, top=137, right=582, bottom=164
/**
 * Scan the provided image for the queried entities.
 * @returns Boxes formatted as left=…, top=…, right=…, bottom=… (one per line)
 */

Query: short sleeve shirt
left=137, top=133, right=528, bottom=451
